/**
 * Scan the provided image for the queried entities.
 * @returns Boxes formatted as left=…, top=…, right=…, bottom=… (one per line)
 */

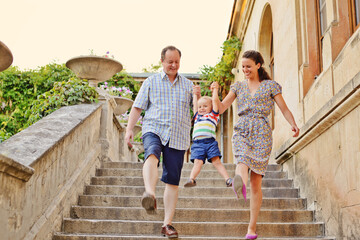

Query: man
left=125, top=46, right=199, bottom=238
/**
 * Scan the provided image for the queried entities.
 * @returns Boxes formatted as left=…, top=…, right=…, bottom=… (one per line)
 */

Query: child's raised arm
left=193, top=85, right=200, bottom=113
left=212, top=83, right=219, bottom=113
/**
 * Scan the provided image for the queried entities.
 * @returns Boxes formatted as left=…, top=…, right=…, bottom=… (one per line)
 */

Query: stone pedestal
left=0, top=41, right=13, bottom=72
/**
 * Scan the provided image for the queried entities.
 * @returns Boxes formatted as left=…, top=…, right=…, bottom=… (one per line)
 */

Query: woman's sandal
left=245, top=233, right=258, bottom=239
left=232, top=174, right=247, bottom=201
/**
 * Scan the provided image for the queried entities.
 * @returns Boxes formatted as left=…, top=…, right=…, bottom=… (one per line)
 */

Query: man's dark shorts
left=143, top=132, right=185, bottom=186
left=190, top=137, right=222, bottom=163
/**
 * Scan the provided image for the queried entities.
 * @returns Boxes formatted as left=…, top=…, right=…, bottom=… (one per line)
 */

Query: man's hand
left=193, top=85, right=201, bottom=97
left=125, top=129, right=134, bottom=148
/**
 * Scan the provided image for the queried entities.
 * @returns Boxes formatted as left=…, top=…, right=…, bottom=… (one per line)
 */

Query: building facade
left=225, top=0, right=360, bottom=239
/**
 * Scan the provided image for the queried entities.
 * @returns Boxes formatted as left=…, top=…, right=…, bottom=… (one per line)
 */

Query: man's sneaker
left=161, top=224, right=178, bottom=238
left=184, top=178, right=196, bottom=187
left=141, top=192, right=156, bottom=214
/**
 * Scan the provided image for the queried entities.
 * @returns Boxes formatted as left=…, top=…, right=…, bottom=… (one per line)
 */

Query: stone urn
left=122, top=123, right=142, bottom=136
left=132, top=142, right=144, bottom=157
left=65, top=55, right=123, bottom=87
left=0, top=41, right=13, bottom=72
left=131, top=124, right=142, bottom=136
left=116, top=119, right=142, bottom=136
left=113, top=96, right=133, bottom=115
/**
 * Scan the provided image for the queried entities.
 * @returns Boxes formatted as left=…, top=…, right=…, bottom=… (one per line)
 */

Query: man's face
left=161, top=50, right=180, bottom=77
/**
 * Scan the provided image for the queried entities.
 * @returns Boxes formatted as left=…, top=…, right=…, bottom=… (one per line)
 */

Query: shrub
left=0, top=64, right=76, bottom=115
left=99, top=71, right=140, bottom=101
left=0, top=63, right=139, bottom=142
left=24, top=77, right=98, bottom=127
left=199, top=36, right=242, bottom=99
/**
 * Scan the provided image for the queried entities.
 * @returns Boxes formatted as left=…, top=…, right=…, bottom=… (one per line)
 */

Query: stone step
left=54, top=233, right=334, bottom=240
left=96, top=168, right=288, bottom=179
left=71, top=206, right=314, bottom=222
left=102, top=162, right=283, bottom=172
left=53, top=161, right=332, bottom=239
left=84, top=185, right=299, bottom=198
left=91, top=176, right=294, bottom=188
left=60, top=219, right=324, bottom=237
left=78, top=195, right=307, bottom=210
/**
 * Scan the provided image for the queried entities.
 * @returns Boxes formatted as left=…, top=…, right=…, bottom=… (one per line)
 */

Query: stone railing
left=275, top=71, right=360, bottom=163
left=0, top=97, right=141, bottom=240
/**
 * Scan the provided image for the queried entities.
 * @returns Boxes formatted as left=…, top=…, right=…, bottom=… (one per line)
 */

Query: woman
left=212, top=50, right=299, bottom=239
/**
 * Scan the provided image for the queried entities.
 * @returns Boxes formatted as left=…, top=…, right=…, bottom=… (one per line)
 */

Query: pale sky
left=1, top=0, right=234, bottom=73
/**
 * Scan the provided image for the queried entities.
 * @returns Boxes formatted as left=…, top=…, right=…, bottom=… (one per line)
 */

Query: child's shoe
left=184, top=178, right=196, bottom=187
left=225, top=178, right=232, bottom=187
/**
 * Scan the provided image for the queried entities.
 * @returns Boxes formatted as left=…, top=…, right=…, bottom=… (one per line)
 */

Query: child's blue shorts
left=190, top=137, right=222, bottom=163
left=142, top=132, right=185, bottom=186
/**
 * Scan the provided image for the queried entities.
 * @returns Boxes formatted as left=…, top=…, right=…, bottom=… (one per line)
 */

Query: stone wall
left=0, top=97, right=139, bottom=240
left=228, top=0, right=360, bottom=239
left=281, top=104, right=360, bottom=239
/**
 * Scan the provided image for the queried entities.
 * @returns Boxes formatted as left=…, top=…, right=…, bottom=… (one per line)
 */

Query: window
left=315, top=0, right=325, bottom=72
left=350, top=0, right=360, bottom=31
left=319, top=0, right=327, bottom=36
left=301, top=0, right=323, bottom=95
left=269, top=33, right=274, bottom=80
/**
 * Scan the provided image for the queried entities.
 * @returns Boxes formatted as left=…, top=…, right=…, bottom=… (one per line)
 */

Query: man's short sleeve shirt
left=133, top=71, right=193, bottom=150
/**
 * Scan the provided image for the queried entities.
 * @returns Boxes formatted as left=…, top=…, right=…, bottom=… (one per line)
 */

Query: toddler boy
left=184, top=84, right=232, bottom=188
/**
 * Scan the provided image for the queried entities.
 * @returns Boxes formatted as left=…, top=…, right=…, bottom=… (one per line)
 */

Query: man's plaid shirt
left=133, top=71, right=193, bottom=150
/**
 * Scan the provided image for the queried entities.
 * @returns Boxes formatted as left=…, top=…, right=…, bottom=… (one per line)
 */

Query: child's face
left=198, top=98, right=212, bottom=115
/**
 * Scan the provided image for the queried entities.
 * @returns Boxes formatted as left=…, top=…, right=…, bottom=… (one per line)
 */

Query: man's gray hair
left=161, top=46, right=182, bottom=60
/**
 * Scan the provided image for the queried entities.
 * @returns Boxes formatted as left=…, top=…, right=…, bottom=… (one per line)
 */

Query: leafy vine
left=199, top=36, right=242, bottom=99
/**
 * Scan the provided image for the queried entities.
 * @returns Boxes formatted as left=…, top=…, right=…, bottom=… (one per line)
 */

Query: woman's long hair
left=242, top=50, right=272, bottom=81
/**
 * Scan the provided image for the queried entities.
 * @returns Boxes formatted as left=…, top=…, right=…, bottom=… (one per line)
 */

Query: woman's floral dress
left=230, top=80, right=282, bottom=175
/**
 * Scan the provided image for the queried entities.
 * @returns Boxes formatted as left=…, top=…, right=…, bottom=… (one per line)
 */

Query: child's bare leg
left=189, top=159, right=204, bottom=180
left=211, top=156, right=230, bottom=181
left=184, top=159, right=203, bottom=187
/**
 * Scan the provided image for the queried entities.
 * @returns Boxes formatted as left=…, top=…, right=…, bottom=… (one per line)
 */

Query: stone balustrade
left=0, top=97, right=141, bottom=240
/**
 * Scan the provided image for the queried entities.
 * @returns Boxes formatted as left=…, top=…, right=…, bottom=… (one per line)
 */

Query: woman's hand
left=210, top=82, right=219, bottom=91
left=291, top=125, right=300, bottom=137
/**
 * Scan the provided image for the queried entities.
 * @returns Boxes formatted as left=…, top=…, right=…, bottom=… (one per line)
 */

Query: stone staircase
left=53, top=161, right=334, bottom=239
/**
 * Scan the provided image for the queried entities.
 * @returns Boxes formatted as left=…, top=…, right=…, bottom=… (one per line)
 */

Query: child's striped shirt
left=192, top=110, right=219, bottom=140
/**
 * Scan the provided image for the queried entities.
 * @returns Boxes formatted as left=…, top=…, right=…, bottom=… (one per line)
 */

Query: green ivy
left=0, top=76, right=98, bottom=142
left=0, top=62, right=142, bottom=142
left=0, top=64, right=77, bottom=142
left=199, top=36, right=242, bottom=99
left=0, top=64, right=76, bottom=115
left=142, top=60, right=162, bottom=73
left=24, top=77, right=98, bottom=127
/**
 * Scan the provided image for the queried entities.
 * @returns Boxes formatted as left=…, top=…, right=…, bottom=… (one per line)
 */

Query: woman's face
left=241, top=57, right=260, bottom=80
